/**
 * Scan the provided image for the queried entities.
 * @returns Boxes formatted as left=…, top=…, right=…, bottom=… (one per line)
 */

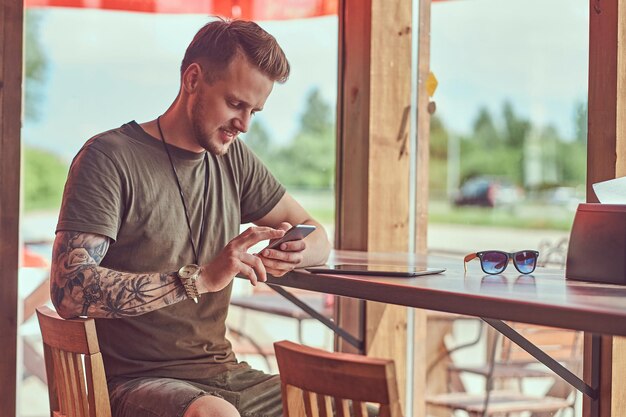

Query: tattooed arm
left=50, top=231, right=187, bottom=319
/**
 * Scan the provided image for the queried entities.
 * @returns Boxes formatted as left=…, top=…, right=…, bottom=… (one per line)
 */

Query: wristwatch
left=177, top=264, right=202, bottom=303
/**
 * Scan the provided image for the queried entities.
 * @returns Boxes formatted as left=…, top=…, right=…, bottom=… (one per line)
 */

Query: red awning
left=23, top=0, right=338, bottom=20
left=22, top=246, right=49, bottom=268
left=24, top=0, right=452, bottom=20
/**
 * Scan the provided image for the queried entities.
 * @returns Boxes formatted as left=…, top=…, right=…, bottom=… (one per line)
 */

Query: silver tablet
left=306, top=264, right=446, bottom=278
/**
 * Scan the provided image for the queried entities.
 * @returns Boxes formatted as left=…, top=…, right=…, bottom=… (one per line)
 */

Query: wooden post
left=335, top=0, right=416, bottom=413
left=585, top=0, right=626, bottom=415
left=0, top=0, right=23, bottom=415
left=415, top=0, right=431, bottom=256
left=413, top=2, right=432, bottom=416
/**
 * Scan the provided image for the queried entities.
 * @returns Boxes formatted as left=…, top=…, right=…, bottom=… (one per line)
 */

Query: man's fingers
left=241, top=253, right=267, bottom=283
left=236, top=227, right=285, bottom=249
left=268, top=240, right=306, bottom=253
left=260, top=255, right=302, bottom=273
left=260, top=249, right=303, bottom=264
left=239, top=265, right=258, bottom=286
left=219, top=225, right=308, bottom=285
left=277, top=222, right=293, bottom=232
left=265, top=267, right=288, bottom=277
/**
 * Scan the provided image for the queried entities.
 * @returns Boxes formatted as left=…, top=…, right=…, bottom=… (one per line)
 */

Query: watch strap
left=177, top=266, right=201, bottom=303
left=182, top=277, right=200, bottom=303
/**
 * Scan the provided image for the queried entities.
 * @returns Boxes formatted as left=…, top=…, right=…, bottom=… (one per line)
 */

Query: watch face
left=179, top=264, right=201, bottom=279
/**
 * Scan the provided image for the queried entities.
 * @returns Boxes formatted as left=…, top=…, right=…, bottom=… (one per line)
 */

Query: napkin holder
left=566, top=203, right=626, bottom=284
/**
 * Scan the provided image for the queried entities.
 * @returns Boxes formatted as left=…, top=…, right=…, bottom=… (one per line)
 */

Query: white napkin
left=592, top=176, right=626, bottom=203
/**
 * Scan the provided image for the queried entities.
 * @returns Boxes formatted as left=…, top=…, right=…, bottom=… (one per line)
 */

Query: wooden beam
left=587, top=0, right=620, bottom=197
left=335, top=0, right=415, bottom=412
left=412, top=2, right=432, bottom=416
left=335, top=0, right=413, bottom=253
left=0, top=0, right=23, bottom=415
left=415, top=0, right=431, bottom=256
left=585, top=0, right=626, bottom=416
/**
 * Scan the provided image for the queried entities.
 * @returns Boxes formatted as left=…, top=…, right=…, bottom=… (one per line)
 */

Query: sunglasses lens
left=481, top=252, right=508, bottom=274
left=514, top=251, right=537, bottom=274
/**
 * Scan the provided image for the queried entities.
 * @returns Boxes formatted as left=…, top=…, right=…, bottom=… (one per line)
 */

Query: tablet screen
left=306, top=264, right=446, bottom=277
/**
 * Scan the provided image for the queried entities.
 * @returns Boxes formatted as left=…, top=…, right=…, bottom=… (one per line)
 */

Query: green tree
left=23, top=10, right=65, bottom=213
left=472, top=107, right=501, bottom=148
left=23, top=147, right=67, bottom=211
left=243, top=118, right=275, bottom=163
left=460, top=142, right=522, bottom=183
left=274, top=131, right=335, bottom=188
left=24, top=10, right=48, bottom=122
left=273, top=87, right=335, bottom=188
left=573, top=101, right=588, bottom=144
left=429, top=115, right=450, bottom=195
left=557, top=101, right=588, bottom=185
left=299, top=88, right=333, bottom=135
left=536, top=125, right=562, bottom=186
left=558, top=140, right=586, bottom=185
left=502, top=101, right=530, bottom=148
left=430, top=115, right=449, bottom=160
left=459, top=105, right=525, bottom=184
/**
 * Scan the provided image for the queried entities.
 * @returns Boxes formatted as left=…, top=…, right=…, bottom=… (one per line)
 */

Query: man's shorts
left=107, top=363, right=282, bottom=417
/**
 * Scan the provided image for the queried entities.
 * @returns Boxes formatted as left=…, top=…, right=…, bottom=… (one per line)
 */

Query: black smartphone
left=265, top=224, right=317, bottom=250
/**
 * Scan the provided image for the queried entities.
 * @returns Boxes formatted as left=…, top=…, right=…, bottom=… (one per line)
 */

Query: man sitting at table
left=50, top=18, right=331, bottom=417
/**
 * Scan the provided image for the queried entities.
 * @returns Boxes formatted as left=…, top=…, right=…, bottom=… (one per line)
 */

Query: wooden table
left=266, top=250, right=626, bottom=417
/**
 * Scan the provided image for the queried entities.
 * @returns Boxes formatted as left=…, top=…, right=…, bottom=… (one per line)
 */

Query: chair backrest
left=36, top=306, right=112, bottom=417
left=500, top=323, right=582, bottom=368
left=274, top=340, right=403, bottom=417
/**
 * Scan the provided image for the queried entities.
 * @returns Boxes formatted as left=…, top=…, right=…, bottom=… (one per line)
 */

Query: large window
left=427, top=0, right=588, bottom=262
left=245, top=17, right=338, bottom=238
left=425, top=2, right=588, bottom=414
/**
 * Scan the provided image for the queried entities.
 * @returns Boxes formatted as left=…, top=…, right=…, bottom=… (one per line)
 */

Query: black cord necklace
left=157, top=116, right=209, bottom=265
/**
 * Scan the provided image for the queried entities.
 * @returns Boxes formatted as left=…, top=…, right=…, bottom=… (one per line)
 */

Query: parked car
left=453, top=177, right=523, bottom=207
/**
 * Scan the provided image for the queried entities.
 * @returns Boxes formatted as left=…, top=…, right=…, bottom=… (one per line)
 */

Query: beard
left=190, top=96, right=232, bottom=156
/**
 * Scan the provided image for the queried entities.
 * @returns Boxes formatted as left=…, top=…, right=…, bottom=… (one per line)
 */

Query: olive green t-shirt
left=57, top=121, right=285, bottom=380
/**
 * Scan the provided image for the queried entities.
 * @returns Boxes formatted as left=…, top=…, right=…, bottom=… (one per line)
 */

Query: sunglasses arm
left=463, top=253, right=478, bottom=273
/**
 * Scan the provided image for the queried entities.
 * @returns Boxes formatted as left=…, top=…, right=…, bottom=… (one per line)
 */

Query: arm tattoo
left=51, top=231, right=187, bottom=318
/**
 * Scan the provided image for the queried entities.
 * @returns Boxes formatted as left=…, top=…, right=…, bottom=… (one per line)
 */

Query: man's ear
left=182, top=63, right=203, bottom=93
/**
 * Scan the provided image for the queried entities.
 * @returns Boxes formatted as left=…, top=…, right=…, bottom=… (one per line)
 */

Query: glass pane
left=244, top=17, right=338, bottom=244
left=428, top=0, right=588, bottom=267
left=426, top=2, right=587, bottom=416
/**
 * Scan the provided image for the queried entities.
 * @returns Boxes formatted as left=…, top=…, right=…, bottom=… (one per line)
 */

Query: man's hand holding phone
left=258, top=223, right=316, bottom=277
left=198, top=226, right=285, bottom=291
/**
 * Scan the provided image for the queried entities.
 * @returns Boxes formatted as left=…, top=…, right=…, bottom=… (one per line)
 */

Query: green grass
left=288, top=188, right=336, bottom=225
left=288, top=188, right=576, bottom=231
left=428, top=200, right=576, bottom=231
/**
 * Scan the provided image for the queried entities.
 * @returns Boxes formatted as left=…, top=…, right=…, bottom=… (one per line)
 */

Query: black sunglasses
left=464, top=250, right=539, bottom=275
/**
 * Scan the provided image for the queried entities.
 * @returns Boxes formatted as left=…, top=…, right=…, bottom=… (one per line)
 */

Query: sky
left=22, top=0, right=589, bottom=162
left=431, top=0, right=588, bottom=136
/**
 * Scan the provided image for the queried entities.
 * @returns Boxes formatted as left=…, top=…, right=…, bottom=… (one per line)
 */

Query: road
left=428, top=223, right=570, bottom=255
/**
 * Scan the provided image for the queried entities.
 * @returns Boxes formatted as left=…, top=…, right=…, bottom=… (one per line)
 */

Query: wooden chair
left=21, top=272, right=51, bottom=383
left=427, top=323, right=581, bottom=417
left=274, top=340, right=402, bottom=417
left=36, top=305, right=112, bottom=417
